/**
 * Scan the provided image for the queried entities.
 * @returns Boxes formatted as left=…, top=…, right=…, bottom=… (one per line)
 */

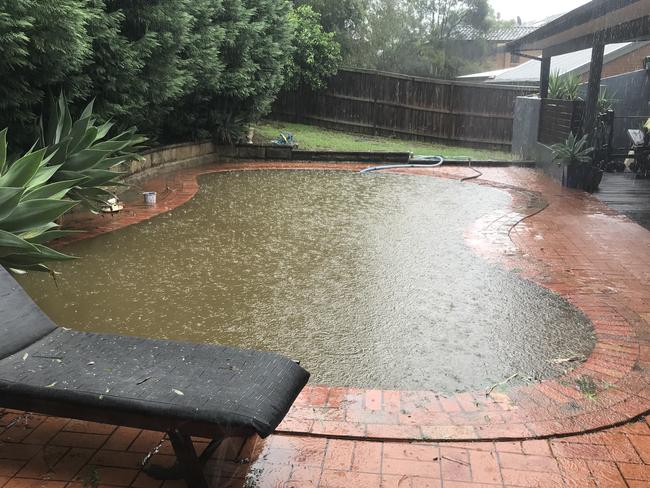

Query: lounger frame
left=2, top=394, right=252, bottom=487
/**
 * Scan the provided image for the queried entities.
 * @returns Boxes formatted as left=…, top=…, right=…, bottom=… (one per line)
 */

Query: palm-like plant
left=40, top=94, right=147, bottom=211
left=551, top=133, right=593, bottom=167
left=547, top=72, right=582, bottom=101
left=547, top=72, right=565, bottom=99
left=0, top=129, right=80, bottom=273
left=561, top=74, right=582, bottom=101
left=597, top=88, right=615, bottom=113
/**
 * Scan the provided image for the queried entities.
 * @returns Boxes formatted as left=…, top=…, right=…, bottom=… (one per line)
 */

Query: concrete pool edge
left=55, top=162, right=650, bottom=443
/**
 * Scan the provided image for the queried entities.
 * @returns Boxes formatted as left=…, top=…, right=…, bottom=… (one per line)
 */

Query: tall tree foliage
left=0, top=0, right=93, bottom=147
left=294, top=0, right=366, bottom=56
left=1, top=0, right=302, bottom=147
left=346, top=0, right=492, bottom=78
left=217, top=0, right=293, bottom=123
left=164, top=0, right=294, bottom=142
left=285, top=5, right=341, bottom=91
left=161, top=0, right=226, bottom=140
left=82, top=0, right=144, bottom=129
left=98, top=0, right=194, bottom=138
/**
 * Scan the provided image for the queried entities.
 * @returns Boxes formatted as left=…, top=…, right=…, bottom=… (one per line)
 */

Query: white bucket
left=143, top=191, right=157, bottom=205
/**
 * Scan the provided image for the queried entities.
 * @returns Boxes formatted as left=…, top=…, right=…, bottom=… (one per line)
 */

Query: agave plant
left=551, top=133, right=594, bottom=167
left=597, top=87, right=615, bottom=113
left=0, top=129, right=81, bottom=273
left=40, top=94, right=147, bottom=211
left=547, top=72, right=582, bottom=101
left=561, top=74, right=582, bottom=101
left=547, top=72, right=565, bottom=99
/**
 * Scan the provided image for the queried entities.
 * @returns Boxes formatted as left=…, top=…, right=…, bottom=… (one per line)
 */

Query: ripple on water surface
left=19, top=170, right=595, bottom=393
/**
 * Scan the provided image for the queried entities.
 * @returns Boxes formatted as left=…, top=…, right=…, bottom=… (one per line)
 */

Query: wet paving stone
left=2, top=163, right=649, bottom=487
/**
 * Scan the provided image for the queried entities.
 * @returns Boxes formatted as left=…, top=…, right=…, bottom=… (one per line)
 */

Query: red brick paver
left=2, top=162, right=649, bottom=486
left=2, top=412, right=650, bottom=487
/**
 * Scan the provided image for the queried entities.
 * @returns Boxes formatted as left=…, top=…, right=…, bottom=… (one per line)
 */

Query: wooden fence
left=538, top=99, right=585, bottom=145
left=272, top=68, right=537, bottom=150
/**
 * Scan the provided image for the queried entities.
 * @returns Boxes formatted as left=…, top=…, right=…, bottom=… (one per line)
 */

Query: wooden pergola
left=508, top=0, right=650, bottom=135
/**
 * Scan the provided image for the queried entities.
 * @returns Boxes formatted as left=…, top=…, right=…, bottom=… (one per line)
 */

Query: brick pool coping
left=56, top=162, right=650, bottom=443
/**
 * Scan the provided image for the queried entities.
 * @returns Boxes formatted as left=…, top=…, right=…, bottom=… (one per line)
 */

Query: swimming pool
left=19, top=170, right=595, bottom=393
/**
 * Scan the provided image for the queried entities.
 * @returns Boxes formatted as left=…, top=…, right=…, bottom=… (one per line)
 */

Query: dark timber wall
left=272, top=68, right=537, bottom=150
left=538, top=99, right=586, bottom=145
left=599, top=69, right=650, bottom=150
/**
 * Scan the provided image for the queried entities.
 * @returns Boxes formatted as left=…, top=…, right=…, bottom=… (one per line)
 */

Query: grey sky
left=490, top=0, right=591, bottom=23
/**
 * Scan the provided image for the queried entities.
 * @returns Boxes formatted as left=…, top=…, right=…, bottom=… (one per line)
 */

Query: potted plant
left=552, top=133, right=602, bottom=192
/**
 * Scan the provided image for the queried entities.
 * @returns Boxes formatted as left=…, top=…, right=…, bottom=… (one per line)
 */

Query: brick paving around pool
left=2, top=162, right=650, bottom=487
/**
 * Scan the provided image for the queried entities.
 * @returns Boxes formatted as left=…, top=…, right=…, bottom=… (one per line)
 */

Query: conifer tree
left=0, top=0, right=92, bottom=146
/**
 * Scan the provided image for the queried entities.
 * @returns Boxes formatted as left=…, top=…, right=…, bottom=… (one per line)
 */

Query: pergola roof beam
left=508, top=0, right=650, bottom=57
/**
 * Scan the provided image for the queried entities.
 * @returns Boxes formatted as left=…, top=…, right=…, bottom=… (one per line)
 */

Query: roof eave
left=508, top=0, right=650, bottom=57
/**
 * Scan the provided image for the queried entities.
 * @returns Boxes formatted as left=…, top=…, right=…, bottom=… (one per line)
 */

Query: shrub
left=1, top=0, right=296, bottom=147
left=163, top=0, right=294, bottom=143
left=284, top=5, right=342, bottom=91
left=0, top=0, right=93, bottom=147
left=92, top=0, right=193, bottom=139
left=82, top=0, right=145, bottom=130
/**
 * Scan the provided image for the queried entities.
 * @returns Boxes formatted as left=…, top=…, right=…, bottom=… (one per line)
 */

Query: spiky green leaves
left=552, top=133, right=594, bottom=167
left=548, top=72, right=583, bottom=102
left=0, top=129, right=7, bottom=174
left=0, top=131, right=80, bottom=273
left=40, top=93, right=146, bottom=210
left=0, top=148, right=48, bottom=187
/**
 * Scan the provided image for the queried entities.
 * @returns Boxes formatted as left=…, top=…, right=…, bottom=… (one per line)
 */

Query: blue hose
left=360, top=156, right=444, bottom=174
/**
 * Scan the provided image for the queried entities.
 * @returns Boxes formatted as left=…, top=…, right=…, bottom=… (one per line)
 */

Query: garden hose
left=360, top=156, right=444, bottom=173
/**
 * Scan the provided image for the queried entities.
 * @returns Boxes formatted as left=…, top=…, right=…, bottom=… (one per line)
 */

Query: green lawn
left=255, top=120, right=513, bottom=160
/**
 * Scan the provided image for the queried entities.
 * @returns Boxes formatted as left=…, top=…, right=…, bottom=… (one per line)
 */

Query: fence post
left=372, top=73, right=379, bottom=136
left=449, top=83, right=456, bottom=141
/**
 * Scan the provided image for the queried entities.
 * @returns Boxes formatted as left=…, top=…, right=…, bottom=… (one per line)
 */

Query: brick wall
left=601, top=44, right=650, bottom=79
left=579, top=44, right=650, bottom=82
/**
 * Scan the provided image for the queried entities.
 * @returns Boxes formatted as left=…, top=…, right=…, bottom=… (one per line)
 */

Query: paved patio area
left=1, top=410, right=650, bottom=487
left=3, top=162, right=650, bottom=487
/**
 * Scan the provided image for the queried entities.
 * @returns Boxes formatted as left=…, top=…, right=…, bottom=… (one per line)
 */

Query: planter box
left=564, top=165, right=603, bottom=193
left=538, top=99, right=585, bottom=145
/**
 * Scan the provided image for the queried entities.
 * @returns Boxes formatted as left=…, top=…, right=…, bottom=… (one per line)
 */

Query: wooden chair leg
left=199, top=437, right=225, bottom=464
left=143, top=432, right=225, bottom=486
left=168, top=429, right=210, bottom=488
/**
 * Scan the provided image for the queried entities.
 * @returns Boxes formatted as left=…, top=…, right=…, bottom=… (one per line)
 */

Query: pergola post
left=539, top=56, right=552, bottom=99
left=582, top=40, right=605, bottom=137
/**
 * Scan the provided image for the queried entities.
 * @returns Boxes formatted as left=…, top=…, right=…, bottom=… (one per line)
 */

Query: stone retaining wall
left=115, top=141, right=414, bottom=182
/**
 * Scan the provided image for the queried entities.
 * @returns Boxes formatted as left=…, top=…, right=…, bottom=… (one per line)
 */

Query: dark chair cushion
left=0, top=269, right=57, bottom=360
left=0, top=328, right=309, bottom=438
left=0, top=267, right=309, bottom=438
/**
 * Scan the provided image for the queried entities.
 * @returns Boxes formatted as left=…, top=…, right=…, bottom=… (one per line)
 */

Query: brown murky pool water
left=19, top=170, right=595, bottom=393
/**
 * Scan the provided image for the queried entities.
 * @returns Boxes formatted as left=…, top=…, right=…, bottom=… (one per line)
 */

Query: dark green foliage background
left=0, top=0, right=341, bottom=147
left=1, top=0, right=505, bottom=149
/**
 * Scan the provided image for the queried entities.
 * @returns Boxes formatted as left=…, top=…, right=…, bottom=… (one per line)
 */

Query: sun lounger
left=0, top=267, right=309, bottom=487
